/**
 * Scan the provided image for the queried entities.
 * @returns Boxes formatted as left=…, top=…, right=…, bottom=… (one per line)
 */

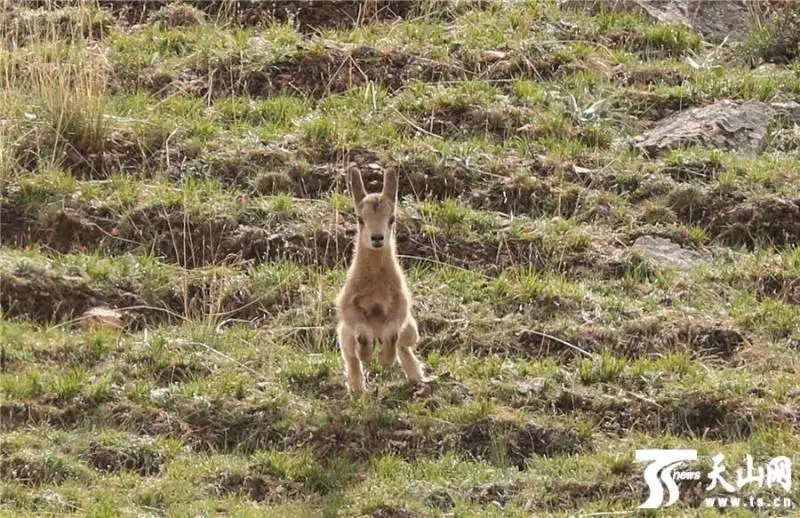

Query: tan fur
left=334, top=168, right=425, bottom=395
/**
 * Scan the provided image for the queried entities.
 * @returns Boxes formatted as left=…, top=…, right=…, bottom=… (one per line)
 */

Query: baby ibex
left=335, top=168, right=427, bottom=395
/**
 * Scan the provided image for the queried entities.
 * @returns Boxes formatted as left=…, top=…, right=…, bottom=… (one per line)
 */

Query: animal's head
left=350, top=168, right=397, bottom=250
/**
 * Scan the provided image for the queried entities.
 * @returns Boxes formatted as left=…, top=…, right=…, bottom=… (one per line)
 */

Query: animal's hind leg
left=379, top=330, right=397, bottom=367
left=357, top=333, right=373, bottom=364
left=338, top=322, right=366, bottom=395
left=396, top=318, right=424, bottom=384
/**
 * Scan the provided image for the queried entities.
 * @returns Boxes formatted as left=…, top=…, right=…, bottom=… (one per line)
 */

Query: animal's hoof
left=413, top=383, right=433, bottom=398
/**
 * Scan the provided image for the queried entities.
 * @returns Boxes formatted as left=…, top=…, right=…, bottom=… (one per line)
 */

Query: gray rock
left=637, top=100, right=774, bottom=156
left=685, top=0, right=756, bottom=43
left=631, top=235, right=709, bottom=270
left=559, top=0, right=758, bottom=43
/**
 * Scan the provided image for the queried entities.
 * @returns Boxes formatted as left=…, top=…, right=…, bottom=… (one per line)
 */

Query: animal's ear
left=349, top=167, right=367, bottom=206
left=382, top=169, right=398, bottom=202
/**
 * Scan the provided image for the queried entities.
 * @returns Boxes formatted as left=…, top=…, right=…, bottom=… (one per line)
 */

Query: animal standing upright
left=334, top=168, right=427, bottom=395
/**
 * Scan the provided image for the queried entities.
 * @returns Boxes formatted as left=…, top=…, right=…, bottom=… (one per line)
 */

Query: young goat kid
left=335, top=169, right=426, bottom=395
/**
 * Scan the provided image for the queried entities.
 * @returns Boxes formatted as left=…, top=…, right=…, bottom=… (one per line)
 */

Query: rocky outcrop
left=637, top=100, right=774, bottom=156
left=560, top=0, right=760, bottom=43
left=631, top=236, right=709, bottom=270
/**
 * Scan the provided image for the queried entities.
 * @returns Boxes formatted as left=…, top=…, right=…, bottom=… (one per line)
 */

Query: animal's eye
left=389, top=216, right=396, bottom=225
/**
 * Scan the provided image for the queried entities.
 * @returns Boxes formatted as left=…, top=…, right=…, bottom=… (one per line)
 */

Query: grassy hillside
left=1, top=1, right=799, bottom=516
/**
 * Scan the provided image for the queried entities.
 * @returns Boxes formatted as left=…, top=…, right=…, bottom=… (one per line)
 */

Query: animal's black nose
left=371, top=233, right=384, bottom=243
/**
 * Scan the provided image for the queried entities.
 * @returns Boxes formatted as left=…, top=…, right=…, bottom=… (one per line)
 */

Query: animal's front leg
left=337, top=322, right=366, bottom=395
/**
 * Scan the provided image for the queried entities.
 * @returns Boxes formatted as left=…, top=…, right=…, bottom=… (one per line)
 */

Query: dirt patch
left=0, top=403, right=45, bottom=431
left=38, top=209, right=107, bottom=253
left=661, top=156, right=726, bottom=183
left=469, top=481, right=522, bottom=507
left=128, top=37, right=572, bottom=100
left=396, top=229, right=542, bottom=274
left=174, top=398, right=290, bottom=453
left=757, top=274, right=800, bottom=304
left=670, top=189, right=800, bottom=247
left=151, top=359, right=213, bottom=386
left=125, top=206, right=242, bottom=266
left=749, top=4, right=800, bottom=64
left=656, top=392, right=763, bottom=439
left=387, top=155, right=483, bottom=200
left=208, top=465, right=304, bottom=503
left=284, top=362, right=346, bottom=399
left=2, top=199, right=553, bottom=273
left=2, top=201, right=340, bottom=268
left=620, top=88, right=700, bottom=121
left=146, top=44, right=450, bottom=101
left=368, top=506, right=422, bottom=518
left=0, top=398, right=430, bottom=462
left=10, top=120, right=152, bottom=180
left=437, top=323, right=596, bottom=361
left=483, top=174, right=553, bottom=214
left=0, top=259, right=268, bottom=327
left=411, top=104, right=532, bottom=140
left=425, top=488, right=456, bottom=510
left=535, top=479, right=640, bottom=511
left=578, top=317, right=746, bottom=360
left=0, top=268, right=147, bottom=325
left=96, top=0, right=427, bottom=29
left=458, top=417, right=591, bottom=468
left=148, top=2, right=206, bottom=27
left=19, top=339, right=113, bottom=369
left=480, top=175, right=581, bottom=218
left=82, top=437, right=166, bottom=476
left=516, top=329, right=593, bottom=359
left=680, top=326, right=745, bottom=358
left=297, top=416, right=437, bottom=461
left=108, top=403, right=193, bottom=437
left=617, top=66, right=688, bottom=87
left=282, top=0, right=418, bottom=32
left=554, top=388, right=796, bottom=439
left=0, top=449, right=88, bottom=487
left=2, top=5, right=110, bottom=45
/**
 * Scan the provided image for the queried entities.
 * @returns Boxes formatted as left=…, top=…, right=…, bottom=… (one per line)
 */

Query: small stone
left=80, top=307, right=123, bottom=331
left=149, top=387, right=172, bottom=404
left=481, top=50, right=508, bottom=62
left=572, top=165, right=597, bottom=175
left=516, top=378, right=546, bottom=395
left=631, top=236, right=709, bottom=270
